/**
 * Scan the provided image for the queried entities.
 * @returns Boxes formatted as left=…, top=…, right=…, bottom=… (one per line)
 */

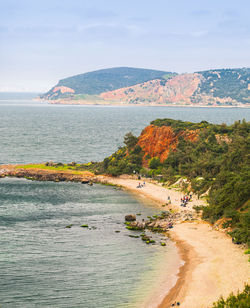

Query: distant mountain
left=41, top=67, right=250, bottom=106
left=41, top=67, right=174, bottom=99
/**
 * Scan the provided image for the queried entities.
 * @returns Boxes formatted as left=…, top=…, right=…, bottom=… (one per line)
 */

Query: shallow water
left=0, top=93, right=249, bottom=307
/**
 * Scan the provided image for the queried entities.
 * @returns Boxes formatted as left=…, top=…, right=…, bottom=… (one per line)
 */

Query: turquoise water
left=0, top=93, right=250, bottom=307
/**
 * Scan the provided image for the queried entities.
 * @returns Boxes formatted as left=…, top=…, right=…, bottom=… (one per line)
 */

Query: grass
left=15, top=164, right=92, bottom=175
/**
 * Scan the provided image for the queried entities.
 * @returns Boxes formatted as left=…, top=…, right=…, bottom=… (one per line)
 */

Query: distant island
left=39, top=66, right=250, bottom=107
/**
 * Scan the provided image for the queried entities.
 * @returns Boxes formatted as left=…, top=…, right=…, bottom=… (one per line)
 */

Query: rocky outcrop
left=137, top=124, right=198, bottom=163
left=0, top=166, right=94, bottom=183
left=125, top=210, right=196, bottom=233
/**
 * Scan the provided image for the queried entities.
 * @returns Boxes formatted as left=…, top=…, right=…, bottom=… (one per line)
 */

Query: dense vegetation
left=151, top=118, right=212, bottom=132
left=95, top=132, right=143, bottom=176
left=44, top=67, right=173, bottom=96
left=161, top=120, right=249, bottom=245
left=196, top=68, right=250, bottom=103
left=98, top=119, right=250, bottom=245
left=212, top=284, right=250, bottom=308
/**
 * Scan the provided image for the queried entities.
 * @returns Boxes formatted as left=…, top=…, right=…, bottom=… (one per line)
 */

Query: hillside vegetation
left=197, top=68, right=250, bottom=103
left=41, top=67, right=172, bottom=98
left=94, top=119, right=250, bottom=245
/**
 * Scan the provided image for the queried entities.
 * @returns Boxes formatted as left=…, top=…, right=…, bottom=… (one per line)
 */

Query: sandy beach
left=96, top=174, right=205, bottom=210
left=96, top=175, right=249, bottom=308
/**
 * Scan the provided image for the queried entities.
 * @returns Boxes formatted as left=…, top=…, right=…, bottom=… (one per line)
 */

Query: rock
left=81, top=180, right=89, bottom=184
left=125, top=214, right=136, bottom=222
left=65, top=224, right=73, bottom=228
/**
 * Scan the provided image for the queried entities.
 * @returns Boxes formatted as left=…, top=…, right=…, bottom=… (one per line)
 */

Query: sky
left=0, top=0, right=250, bottom=92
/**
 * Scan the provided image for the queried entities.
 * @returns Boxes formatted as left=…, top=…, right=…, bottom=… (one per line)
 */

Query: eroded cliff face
left=100, top=73, right=201, bottom=105
left=138, top=124, right=198, bottom=164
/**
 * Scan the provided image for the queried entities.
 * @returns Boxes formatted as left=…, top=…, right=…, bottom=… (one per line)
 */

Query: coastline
left=157, top=235, right=198, bottom=308
left=1, top=165, right=249, bottom=307
left=36, top=98, right=250, bottom=108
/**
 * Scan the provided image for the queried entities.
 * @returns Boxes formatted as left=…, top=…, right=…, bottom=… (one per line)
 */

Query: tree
left=124, top=132, right=138, bottom=149
left=149, top=157, right=161, bottom=169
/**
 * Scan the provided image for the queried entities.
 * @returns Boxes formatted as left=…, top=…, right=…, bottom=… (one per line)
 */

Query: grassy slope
left=16, top=163, right=94, bottom=175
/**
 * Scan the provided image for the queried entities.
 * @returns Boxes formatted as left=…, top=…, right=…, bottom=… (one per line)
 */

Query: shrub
left=149, top=157, right=161, bottom=169
left=212, top=284, right=250, bottom=308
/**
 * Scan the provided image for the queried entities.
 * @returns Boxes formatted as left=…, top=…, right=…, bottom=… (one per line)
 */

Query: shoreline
left=157, top=235, right=199, bottom=308
left=36, top=98, right=250, bottom=108
left=1, top=165, right=249, bottom=307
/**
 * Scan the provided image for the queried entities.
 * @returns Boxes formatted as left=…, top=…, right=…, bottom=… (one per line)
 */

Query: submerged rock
left=65, top=224, right=73, bottom=228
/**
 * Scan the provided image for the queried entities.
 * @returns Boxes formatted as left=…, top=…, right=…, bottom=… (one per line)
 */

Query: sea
left=0, top=93, right=249, bottom=308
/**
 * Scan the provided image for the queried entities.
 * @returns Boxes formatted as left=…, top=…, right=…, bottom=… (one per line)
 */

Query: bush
left=149, top=157, right=161, bottom=169
left=212, top=284, right=250, bottom=308
left=123, top=132, right=138, bottom=149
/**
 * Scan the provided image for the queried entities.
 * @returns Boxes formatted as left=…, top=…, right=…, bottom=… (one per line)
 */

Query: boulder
left=125, top=214, right=136, bottom=222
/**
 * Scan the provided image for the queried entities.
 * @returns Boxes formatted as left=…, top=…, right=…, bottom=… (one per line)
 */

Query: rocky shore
left=0, top=164, right=95, bottom=183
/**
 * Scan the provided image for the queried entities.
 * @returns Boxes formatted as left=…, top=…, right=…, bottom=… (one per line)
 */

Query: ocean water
left=0, top=93, right=249, bottom=164
left=0, top=177, right=179, bottom=308
left=0, top=93, right=250, bottom=307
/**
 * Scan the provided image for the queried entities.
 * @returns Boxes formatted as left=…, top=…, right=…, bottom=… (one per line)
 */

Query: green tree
left=123, top=132, right=138, bottom=149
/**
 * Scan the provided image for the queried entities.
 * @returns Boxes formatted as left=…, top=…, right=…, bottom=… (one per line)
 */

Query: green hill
left=42, top=67, right=174, bottom=98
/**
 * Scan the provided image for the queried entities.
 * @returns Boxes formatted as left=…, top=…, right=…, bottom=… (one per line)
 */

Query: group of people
left=137, top=181, right=146, bottom=188
left=180, top=194, right=192, bottom=207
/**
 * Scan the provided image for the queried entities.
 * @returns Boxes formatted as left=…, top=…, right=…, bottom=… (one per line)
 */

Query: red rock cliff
left=138, top=124, right=198, bottom=164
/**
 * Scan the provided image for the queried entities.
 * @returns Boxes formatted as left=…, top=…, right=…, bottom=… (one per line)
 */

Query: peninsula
left=39, top=67, right=250, bottom=107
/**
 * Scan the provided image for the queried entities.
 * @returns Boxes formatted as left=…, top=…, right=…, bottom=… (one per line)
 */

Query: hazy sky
left=1, top=0, right=250, bottom=92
